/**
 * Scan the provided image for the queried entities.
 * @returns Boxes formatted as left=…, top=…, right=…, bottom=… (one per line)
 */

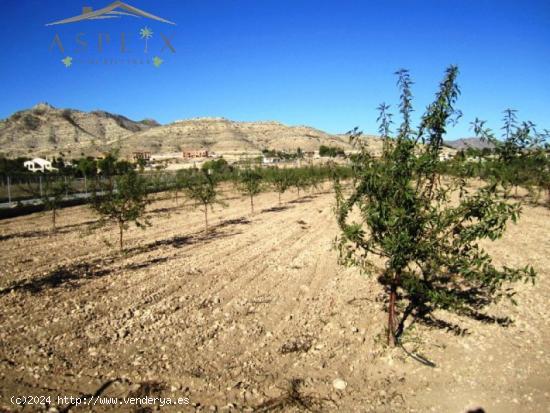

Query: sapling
left=336, top=66, right=536, bottom=347
left=306, top=166, right=324, bottom=194
left=471, top=111, right=549, bottom=201
left=238, top=167, right=263, bottom=213
left=183, top=169, right=225, bottom=232
left=172, top=170, right=188, bottom=205
left=90, top=169, right=151, bottom=251
left=291, top=169, right=308, bottom=198
left=26, top=176, right=71, bottom=232
left=270, top=168, right=292, bottom=205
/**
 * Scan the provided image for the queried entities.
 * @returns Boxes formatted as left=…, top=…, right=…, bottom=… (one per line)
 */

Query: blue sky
left=0, top=0, right=548, bottom=139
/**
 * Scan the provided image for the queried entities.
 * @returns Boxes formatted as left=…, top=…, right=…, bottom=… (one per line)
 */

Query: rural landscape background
left=1, top=1, right=549, bottom=412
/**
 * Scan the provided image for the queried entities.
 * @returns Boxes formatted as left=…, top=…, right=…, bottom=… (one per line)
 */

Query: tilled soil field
left=0, top=188, right=549, bottom=412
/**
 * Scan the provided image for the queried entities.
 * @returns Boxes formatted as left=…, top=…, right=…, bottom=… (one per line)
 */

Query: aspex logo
left=47, top=1, right=176, bottom=68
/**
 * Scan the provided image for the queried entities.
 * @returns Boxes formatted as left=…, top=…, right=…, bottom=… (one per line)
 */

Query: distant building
left=262, top=156, right=281, bottom=164
left=183, top=149, right=209, bottom=159
left=23, top=158, right=58, bottom=173
left=133, top=151, right=152, bottom=162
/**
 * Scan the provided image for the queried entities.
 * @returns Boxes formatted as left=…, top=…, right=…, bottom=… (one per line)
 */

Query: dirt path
left=0, top=188, right=549, bottom=412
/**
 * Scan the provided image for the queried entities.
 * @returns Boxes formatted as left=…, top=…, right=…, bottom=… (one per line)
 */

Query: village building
left=133, top=151, right=152, bottom=162
left=262, top=156, right=280, bottom=164
left=183, top=149, right=209, bottom=159
left=23, top=158, right=58, bottom=173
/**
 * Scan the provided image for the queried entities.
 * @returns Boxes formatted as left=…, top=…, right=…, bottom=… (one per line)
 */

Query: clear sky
left=0, top=0, right=548, bottom=139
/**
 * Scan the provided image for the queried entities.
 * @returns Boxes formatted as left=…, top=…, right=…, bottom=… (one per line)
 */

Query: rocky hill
left=0, top=105, right=359, bottom=159
left=444, top=137, right=495, bottom=150
left=114, top=117, right=355, bottom=157
left=0, top=103, right=159, bottom=158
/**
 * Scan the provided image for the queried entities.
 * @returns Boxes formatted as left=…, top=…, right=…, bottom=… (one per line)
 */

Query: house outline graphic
left=45, top=1, right=176, bottom=26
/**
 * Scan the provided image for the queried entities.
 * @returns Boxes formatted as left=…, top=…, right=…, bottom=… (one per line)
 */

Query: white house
left=262, top=156, right=280, bottom=164
left=23, top=158, right=58, bottom=173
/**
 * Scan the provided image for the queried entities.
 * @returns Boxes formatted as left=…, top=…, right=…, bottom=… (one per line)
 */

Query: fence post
left=7, top=176, right=11, bottom=206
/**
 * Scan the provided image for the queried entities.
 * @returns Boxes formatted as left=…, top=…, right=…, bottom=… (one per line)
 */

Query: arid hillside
left=444, top=137, right=496, bottom=150
left=114, top=118, right=356, bottom=157
left=0, top=103, right=159, bottom=158
left=0, top=105, right=362, bottom=159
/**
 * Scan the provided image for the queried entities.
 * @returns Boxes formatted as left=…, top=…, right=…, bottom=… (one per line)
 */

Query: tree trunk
left=119, top=221, right=124, bottom=251
left=250, top=195, right=254, bottom=214
left=388, top=283, right=397, bottom=346
left=204, top=206, right=208, bottom=233
left=278, top=192, right=281, bottom=206
left=52, top=209, right=57, bottom=232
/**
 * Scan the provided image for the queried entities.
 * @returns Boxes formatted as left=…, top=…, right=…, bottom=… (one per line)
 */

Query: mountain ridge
left=0, top=103, right=158, bottom=158
left=1, top=104, right=463, bottom=160
left=0, top=104, right=359, bottom=158
left=444, top=137, right=495, bottom=150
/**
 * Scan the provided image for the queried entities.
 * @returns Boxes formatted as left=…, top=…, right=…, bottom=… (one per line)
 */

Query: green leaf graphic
left=153, top=56, right=163, bottom=68
left=61, top=56, right=73, bottom=68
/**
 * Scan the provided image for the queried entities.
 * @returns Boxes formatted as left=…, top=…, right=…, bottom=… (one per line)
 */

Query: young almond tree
left=27, top=176, right=71, bottom=232
left=470, top=111, right=549, bottom=199
left=336, top=66, right=536, bottom=347
left=270, top=168, right=292, bottom=205
left=90, top=169, right=151, bottom=251
left=291, top=168, right=309, bottom=198
left=172, top=170, right=188, bottom=205
left=184, top=169, right=225, bottom=232
left=306, top=166, right=324, bottom=194
left=238, top=167, right=263, bottom=214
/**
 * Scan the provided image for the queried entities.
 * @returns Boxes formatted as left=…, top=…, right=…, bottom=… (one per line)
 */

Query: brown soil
left=0, top=187, right=549, bottom=412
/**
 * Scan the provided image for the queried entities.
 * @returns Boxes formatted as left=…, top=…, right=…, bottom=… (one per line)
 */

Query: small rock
left=332, top=378, right=347, bottom=390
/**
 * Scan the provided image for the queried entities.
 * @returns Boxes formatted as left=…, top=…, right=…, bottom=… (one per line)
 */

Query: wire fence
left=0, top=164, right=350, bottom=210
left=0, top=172, right=181, bottom=208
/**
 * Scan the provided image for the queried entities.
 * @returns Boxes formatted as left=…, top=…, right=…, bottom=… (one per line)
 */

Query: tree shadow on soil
left=148, top=205, right=180, bottom=214
left=216, top=217, right=251, bottom=228
left=395, top=301, right=513, bottom=340
left=261, top=205, right=293, bottom=214
left=1, top=252, right=175, bottom=297
left=0, top=260, right=113, bottom=296
left=252, top=379, right=337, bottom=413
left=125, top=217, right=251, bottom=255
left=0, top=220, right=97, bottom=241
left=124, top=257, right=170, bottom=271
left=289, top=196, right=317, bottom=205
